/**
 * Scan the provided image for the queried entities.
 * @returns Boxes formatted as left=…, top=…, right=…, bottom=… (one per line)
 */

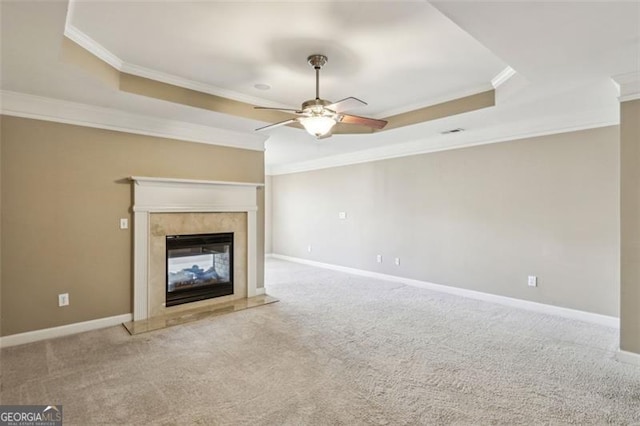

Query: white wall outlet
left=376, top=254, right=382, bottom=263
left=395, top=258, right=401, bottom=266
left=528, top=275, right=537, bottom=287
left=120, top=218, right=129, bottom=229
left=58, top=293, right=69, bottom=307
left=338, top=211, right=347, bottom=220
left=307, top=245, right=312, bottom=253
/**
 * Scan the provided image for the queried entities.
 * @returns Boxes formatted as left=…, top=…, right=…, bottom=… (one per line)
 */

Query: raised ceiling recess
left=63, top=0, right=503, bottom=136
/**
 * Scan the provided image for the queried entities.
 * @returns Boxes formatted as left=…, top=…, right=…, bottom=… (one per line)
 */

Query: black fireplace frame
left=165, top=232, right=234, bottom=307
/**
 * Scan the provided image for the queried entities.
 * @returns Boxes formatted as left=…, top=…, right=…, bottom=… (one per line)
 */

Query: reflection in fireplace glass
left=166, top=233, right=233, bottom=306
left=168, top=246, right=230, bottom=291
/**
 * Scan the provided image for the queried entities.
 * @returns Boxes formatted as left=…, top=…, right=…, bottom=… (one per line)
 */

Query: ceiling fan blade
left=254, top=106, right=303, bottom=114
left=326, top=97, right=367, bottom=113
left=338, top=114, right=388, bottom=130
left=255, top=118, right=297, bottom=132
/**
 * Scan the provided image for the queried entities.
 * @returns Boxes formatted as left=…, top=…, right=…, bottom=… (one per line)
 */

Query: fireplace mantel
left=130, top=176, right=263, bottom=321
left=131, top=176, right=264, bottom=189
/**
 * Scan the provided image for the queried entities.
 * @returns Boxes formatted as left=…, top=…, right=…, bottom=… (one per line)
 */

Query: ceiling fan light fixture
left=300, top=116, right=336, bottom=138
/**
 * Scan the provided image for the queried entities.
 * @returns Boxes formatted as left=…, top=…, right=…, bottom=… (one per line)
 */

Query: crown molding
left=64, top=24, right=124, bottom=70
left=0, top=90, right=266, bottom=151
left=374, top=67, right=514, bottom=119
left=267, top=115, right=617, bottom=175
left=119, top=63, right=291, bottom=110
left=375, top=83, right=495, bottom=118
left=612, top=72, right=640, bottom=102
left=491, top=66, right=517, bottom=89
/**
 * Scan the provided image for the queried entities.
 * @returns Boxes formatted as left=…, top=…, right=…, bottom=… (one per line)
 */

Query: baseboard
left=255, top=287, right=266, bottom=296
left=270, top=254, right=619, bottom=328
left=0, top=313, right=133, bottom=348
left=616, top=350, right=640, bottom=366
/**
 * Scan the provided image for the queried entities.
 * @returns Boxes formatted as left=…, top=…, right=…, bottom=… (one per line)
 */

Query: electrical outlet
left=307, top=245, right=312, bottom=253
left=120, top=218, right=129, bottom=229
left=376, top=254, right=382, bottom=263
left=395, top=258, right=401, bottom=266
left=338, top=211, right=347, bottom=220
left=528, top=276, right=537, bottom=287
left=58, top=293, right=69, bottom=307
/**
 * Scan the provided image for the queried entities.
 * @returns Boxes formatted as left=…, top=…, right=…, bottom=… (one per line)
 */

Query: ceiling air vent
left=441, top=128, right=465, bottom=135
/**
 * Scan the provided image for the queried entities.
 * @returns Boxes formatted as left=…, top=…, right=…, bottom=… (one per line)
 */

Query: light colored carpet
left=2, top=258, right=639, bottom=425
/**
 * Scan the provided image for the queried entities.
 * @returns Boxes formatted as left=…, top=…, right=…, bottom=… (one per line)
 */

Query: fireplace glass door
left=166, top=232, right=233, bottom=307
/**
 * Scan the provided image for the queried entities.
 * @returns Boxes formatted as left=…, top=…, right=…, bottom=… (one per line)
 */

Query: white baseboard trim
left=271, top=254, right=619, bottom=328
left=255, top=287, right=266, bottom=296
left=616, top=350, right=640, bottom=366
left=0, top=313, right=133, bottom=348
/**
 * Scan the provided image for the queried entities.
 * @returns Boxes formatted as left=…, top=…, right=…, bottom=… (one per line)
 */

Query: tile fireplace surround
left=130, top=176, right=264, bottom=321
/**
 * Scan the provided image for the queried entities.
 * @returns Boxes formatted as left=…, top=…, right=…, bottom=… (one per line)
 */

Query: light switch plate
left=58, top=293, right=69, bottom=307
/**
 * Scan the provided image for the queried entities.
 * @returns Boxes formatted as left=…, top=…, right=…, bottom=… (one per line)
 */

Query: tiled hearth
left=123, top=294, right=278, bottom=335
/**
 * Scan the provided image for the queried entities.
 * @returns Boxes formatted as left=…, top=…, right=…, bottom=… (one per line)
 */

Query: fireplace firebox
left=166, top=232, right=234, bottom=307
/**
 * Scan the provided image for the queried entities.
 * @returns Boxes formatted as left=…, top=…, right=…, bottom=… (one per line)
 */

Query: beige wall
left=265, top=175, right=273, bottom=254
left=272, top=126, right=620, bottom=316
left=620, top=99, right=640, bottom=353
left=0, top=117, right=3, bottom=336
left=0, top=116, right=265, bottom=336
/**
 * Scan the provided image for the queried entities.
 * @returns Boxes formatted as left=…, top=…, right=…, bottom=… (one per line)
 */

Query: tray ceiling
left=1, top=1, right=638, bottom=173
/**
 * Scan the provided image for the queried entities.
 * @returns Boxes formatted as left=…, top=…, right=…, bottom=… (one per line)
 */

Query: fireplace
left=166, top=232, right=234, bottom=307
left=130, top=176, right=262, bottom=321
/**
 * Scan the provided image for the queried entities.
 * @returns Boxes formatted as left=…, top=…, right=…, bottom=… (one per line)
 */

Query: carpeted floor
left=2, top=258, right=640, bottom=425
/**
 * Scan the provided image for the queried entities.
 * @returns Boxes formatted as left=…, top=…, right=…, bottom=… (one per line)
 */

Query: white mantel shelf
left=130, top=176, right=261, bottom=321
left=130, top=176, right=264, bottom=187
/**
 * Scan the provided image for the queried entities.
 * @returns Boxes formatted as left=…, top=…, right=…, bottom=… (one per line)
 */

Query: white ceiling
left=1, top=1, right=638, bottom=174
left=69, top=1, right=506, bottom=116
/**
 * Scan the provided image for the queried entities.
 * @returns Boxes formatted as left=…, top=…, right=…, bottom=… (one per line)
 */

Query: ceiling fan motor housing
left=302, top=98, right=333, bottom=115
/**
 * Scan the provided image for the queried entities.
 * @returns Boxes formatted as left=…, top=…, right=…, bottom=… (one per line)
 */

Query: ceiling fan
left=254, top=54, right=388, bottom=139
